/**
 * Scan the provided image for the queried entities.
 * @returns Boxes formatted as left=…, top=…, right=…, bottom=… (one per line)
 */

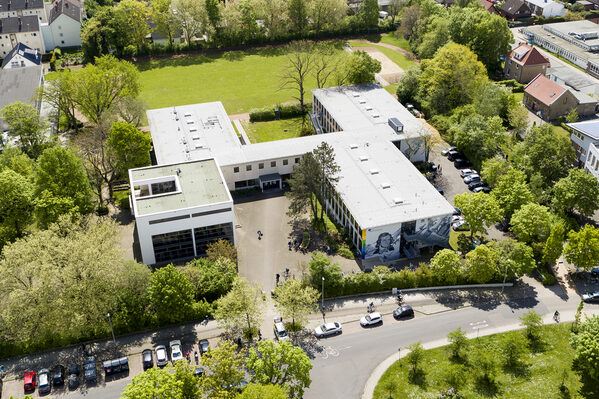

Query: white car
left=314, top=322, right=342, bottom=338
left=463, top=174, right=480, bottom=184
left=451, top=215, right=463, bottom=224
left=169, top=340, right=183, bottom=362
left=155, top=345, right=168, bottom=367
left=360, top=312, right=383, bottom=327
left=460, top=169, right=477, bottom=178
left=441, top=146, right=456, bottom=156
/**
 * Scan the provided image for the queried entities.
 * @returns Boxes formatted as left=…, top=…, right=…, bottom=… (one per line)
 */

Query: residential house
left=0, top=0, right=47, bottom=23
left=523, top=0, right=565, bottom=17
left=504, top=43, right=550, bottom=84
left=0, top=41, right=40, bottom=68
left=568, top=120, right=599, bottom=166
left=41, top=0, right=82, bottom=50
left=500, top=0, right=532, bottom=19
left=523, top=73, right=597, bottom=120
left=0, top=15, right=42, bottom=57
left=584, top=140, right=599, bottom=179
left=576, top=0, right=595, bottom=10
left=480, top=0, right=500, bottom=14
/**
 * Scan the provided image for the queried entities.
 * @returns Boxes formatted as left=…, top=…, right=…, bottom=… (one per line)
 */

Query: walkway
left=233, top=119, right=251, bottom=145
left=350, top=39, right=419, bottom=64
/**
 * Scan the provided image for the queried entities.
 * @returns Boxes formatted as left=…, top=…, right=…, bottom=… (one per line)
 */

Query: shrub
left=249, top=108, right=276, bottom=122
left=337, top=243, right=354, bottom=259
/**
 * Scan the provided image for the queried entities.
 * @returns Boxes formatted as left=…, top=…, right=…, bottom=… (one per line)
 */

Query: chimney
left=7, top=0, right=11, bottom=10
left=65, top=2, right=68, bottom=7
left=25, top=0, right=28, bottom=8
left=18, top=17, right=22, bottom=31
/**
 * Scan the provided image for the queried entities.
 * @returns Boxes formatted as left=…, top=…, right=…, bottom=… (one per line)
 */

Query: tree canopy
left=273, top=279, right=319, bottom=327
left=148, top=264, right=196, bottom=324
left=552, top=168, right=599, bottom=218
left=564, top=224, right=599, bottom=271
left=454, top=192, right=503, bottom=241
left=214, top=277, right=264, bottom=338
left=0, top=101, right=48, bottom=158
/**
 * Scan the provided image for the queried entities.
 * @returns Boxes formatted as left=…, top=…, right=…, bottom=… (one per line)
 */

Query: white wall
left=1, top=51, right=38, bottom=68
left=221, top=156, right=300, bottom=191
left=136, top=200, right=235, bottom=265
left=584, top=143, right=599, bottom=180
left=48, top=13, right=80, bottom=48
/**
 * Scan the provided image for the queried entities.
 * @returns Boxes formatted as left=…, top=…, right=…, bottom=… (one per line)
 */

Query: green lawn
left=137, top=48, right=340, bottom=115
left=380, top=34, right=412, bottom=52
left=374, top=324, right=583, bottom=399
left=349, top=42, right=416, bottom=71
left=384, top=83, right=399, bottom=95
left=241, top=117, right=307, bottom=143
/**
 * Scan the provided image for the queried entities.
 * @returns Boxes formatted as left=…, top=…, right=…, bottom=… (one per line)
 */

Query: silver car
left=314, top=322, right=342, bottom=338
left=463, top=174, right=480, bottom=184
left=155, top=345, right=169, bottom=368
left=38, top=368, right=51, bottom=394
left=460, top=169, right=478, bottom=178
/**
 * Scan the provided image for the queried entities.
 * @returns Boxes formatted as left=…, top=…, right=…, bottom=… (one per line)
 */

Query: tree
left=489, top=239, right=536, bottom=277
left=346, top=51, right=382, bottom=84
left=358, top=0, right=379, bottom=28
left=287, top=0, right=308, bottom=32
left=308, top=251, right=343, bottom=294
left=73, top=55, right=140, bottom=124
left=207, top=238, right=238, bottom=264
left=564, top=224, right=599, bottom=271
left=273, top=279, right=319, bottom=328
left=0, top=147, right=35, bottom=176
left=312, top=43, right=340, bottom=88
left=480, top=155, right=511, bottom=189
left=200, top=341, right=245, bottom=399
left=0, top=170, right=34, bottom=243
left=121, top=366, right=184, bottom=399
left=171, top=0, right=209, bottom=44
left=255, top=0, right=288, bottom=39
left=447, top=327, right=468, bottom=360
left=308, top=0, right=346, bottom=34
left=415, top=16, right=449, bottom=59
left=0, top=102, right=48, bottom=158
left=543, top=222, right=565, bottom=265
left=520, top=310, right=543, bottom=342
left=37, top=71, right=79, bottom=132
left=185, top=257, right=237, bottom=302
left=247, top=340, right=312, bottom=398
left=387, top=0, right=405, bottom=22
left=116, top=0, right=152, bottom=52
left=280, top=41, right=315, bottom=112
left=418, top=42, right=488, bottom=115
left=552, top=168, right=599, bottom=218
left=471, top=344, right=499, bottom=385
left=508, top=103, right=529, bottom=137
left=473, top=82, right=512, bottom=120
left=510, top=203, right=554, bottom=244
left=452, top=114, right=505, bottom=168
left=510, top=124, right=575, bottom=190
left=214, top=277, right=264, bottom=339
left=570, top=315, right=599, bottom=381
left=148, top=264, right=195, bottom=324
left=406, top=342, right=425, bottom=375
left=205, top=0, right=222, bottom=36
left=81, top=6, right=132, bottom=60
left=312, top=141, right=340, bottom=228
left=173, top=360, right=203, bottom=399
left=238, top=384, right=289, bottom=399
left=34, top=146, right=93, bottom=220
left=430, top=249, right=463, bottom=285
left=151, top=0, right=176, bottom=45
left=502, top=333, right=529, bottom=368
left=287, top=152, right=320, bottom=219
left=399, top=5, right=421, bottom=39
left=396, top=67, right=421, bottom=105
left=491, top=169, right=535, bottom=220
left=566, top=107, right=579, bottom=123
left=465, top=244, right=499, bottom=283
left=106, top=121, right=152, bottom=177
left=454, top=192, right=502, bottom=241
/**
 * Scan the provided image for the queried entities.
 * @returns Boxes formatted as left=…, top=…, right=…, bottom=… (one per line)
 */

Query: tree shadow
left=408, top=368, right=427, bottom=388
left=473, top=378, right=501, bottom=397
left=503, top=362, right=531, bottom=379
left=136, top=54, right=217, bottom=71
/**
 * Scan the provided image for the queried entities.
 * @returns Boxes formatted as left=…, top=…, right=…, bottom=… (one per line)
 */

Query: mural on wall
left=405, top=216, right=452, bottom=248
left=364, top=225, right=402, bottom=262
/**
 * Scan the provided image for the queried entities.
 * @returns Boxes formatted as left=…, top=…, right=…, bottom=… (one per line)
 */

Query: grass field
left=374, top=324, right=584, bottom=399
left=380, top=34, right=412, bottom=52
left=137, top=48, right=333, bottom=114
left=241, top=117, right=307, bottom=143
left=385, top=83, right=399, bottom=95
left=349, top=41, right=416, bottom=71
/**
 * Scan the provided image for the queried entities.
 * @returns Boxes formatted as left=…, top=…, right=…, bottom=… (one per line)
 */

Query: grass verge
left=241, top=117, right=307, bottom=143
left=349, top=41, right=416, bottom=71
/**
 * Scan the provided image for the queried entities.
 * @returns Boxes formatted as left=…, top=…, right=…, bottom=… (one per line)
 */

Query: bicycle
left=554, top=311, right=560, bottom=323
left=367, top=302, right=375, bottom=313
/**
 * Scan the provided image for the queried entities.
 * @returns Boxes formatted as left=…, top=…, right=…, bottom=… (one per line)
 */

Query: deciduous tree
left=552, top=168, right=599, bottom=218
left=429, top=249, right=463, bottom=285
left=280, top=41, right=315, bottom=112
left=0, top=101, right=48, bottom=158
left=502, top=333, right=529, bottom=368
left=491, top=169, right=535, bottom=220
left=206, top=238, right=238, bottom=264
left=465, top=244, right=499, bottom=283
left=116, top=0, right=152, bottom=51
left=148, top=264, right=195, bottom=324
left=480, top=155, right=511, bottom=188
left=346, top=50, right=382, bottom=84
left=454, top=192, right=502, bottom=241
left=121, top=366, right=184, bottom=399
left=564, top=224, right=599, bottom=271
left=107, top=121, right=152, bottom=177
left=520, top=309, right=543, bottom=342
left=510, top=203, right=554, bottom=244
left=358, top=0, right=379, bottom=27
left=184, top=257, right=237, bottom=302
left=570, top=315, right=599, bottom=381
left=543, top=222, right=565, bottom=265
left=0, top=147, right=35, bottom=176
left=447, top=327, right=468, bottom=360
left=214, top=277, right=264, bottom=338
left=238, top=384, right=289, bottom=399
left=273, top=279, right=319, bottom=328
left=200, top=341, right=245, bottom=399
left=308, top=0, right=346, bottom=34
left=151, top=0, right=176, bottom=45
left=172, top=0, right=210, bottom=44
left=0, top=170, right=34, bottom=243
left=288, top=0, right=308, bottom=32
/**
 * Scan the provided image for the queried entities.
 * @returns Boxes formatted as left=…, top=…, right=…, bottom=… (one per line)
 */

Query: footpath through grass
left=374, top=323, right=582, bottom=399
left=241, top=117, right=306, bottom=143
left=349, top=41, right=416, bottom=71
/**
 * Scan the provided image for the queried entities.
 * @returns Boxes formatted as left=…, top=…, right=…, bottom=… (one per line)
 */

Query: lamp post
left=107, top=312, right=116, bottom=344
left=398, top=347, right=401, bottom=361
left=321, top=277, right=325, bottom=310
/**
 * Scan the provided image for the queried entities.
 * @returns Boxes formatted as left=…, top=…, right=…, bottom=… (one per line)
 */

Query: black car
left=84, top=356, right=97, bottom=383
left=453, top=158, right=471, bottom=169
left=393, top=305, right=414, bottom=319
left=468, top=180, right=487, bottom=190
left=199, top=339, right=210, bottom=356
left=582, top=291, right=599, bottom=303
left=447, top=150, right=463, bottom=161
left=193, top=367, right=205, bottom=377
left=52, top=365, right=65, bottom=386
left=142, top=349, right=154, bottom=370
left=435, top=187, right=444, bottom=196
left=453, top=207, right=461, bottom=216
left=67, top=363, right=79, bottom=390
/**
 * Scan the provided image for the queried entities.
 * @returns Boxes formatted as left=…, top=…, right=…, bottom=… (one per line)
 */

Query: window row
left=233, top=157, right=299, bottom=173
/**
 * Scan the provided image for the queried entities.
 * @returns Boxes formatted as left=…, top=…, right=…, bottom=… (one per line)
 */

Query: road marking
left=320, top=346, right=340, bottom=359
left=470, top=321, right=488, bottom=329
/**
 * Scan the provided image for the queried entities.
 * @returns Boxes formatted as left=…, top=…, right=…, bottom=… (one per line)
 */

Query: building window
left=234, top=166, right=239, bottom=173
left=194, top=223, right=234, bottom=256
left=259, top=163, right=264, bottom=169
left=59, top=33, right=63, bottom=37
left=295, top=157, right=300, bottom=164
left=151, top=180, right=176, bottom=194
left=32, top=32, right=36, bottom=36
left=61, top=41, right=64, bottom=44
left=271, top=161, right=276, bottom=167
left=246, top=165, right=252, bottom=171
left=283, top=159, right=288, bottom=165
left=152, top=229, right=194, bottom=263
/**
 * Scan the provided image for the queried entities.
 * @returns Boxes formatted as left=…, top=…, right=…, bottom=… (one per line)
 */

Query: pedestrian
left=276, top=273, right=280, bottom=285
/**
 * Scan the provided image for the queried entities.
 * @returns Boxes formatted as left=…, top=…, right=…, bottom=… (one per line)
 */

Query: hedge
left=249, top=103, right=311, bottom=122
left=497, top=79, right=525, bottom=93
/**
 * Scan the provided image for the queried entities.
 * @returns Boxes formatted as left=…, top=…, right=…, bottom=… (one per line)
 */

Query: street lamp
left=107, top=312, right=116, bottom=344
left=398, top=347, right=401, bottom=361
left=321, top=277, right=325, bottom=309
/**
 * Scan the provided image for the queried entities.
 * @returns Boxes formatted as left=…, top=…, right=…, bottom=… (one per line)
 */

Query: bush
left=249, top=107, right=276, bottom=122
left=497, top=79, right=525, bottom=93
left=249, top=103, right=311, bottom=122
left=192, top=299, right=213, bottom=318
left=538, top=266, right=557, bottom=286
left=337, top=243, right=354, bottom=259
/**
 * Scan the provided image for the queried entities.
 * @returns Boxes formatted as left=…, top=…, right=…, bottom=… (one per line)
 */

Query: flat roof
left=129, top=159, right=231, bottom=216
left=524, top=22, right=599, bottom=60
left=568, top=119, right=599, bottom=139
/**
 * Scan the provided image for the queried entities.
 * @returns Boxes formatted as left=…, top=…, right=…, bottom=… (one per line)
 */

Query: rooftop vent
left=349, top=144, right=358, bottom=149
left=388, top=117, right=404, bottom=133
left=359, top=155, right=369, bottom=162
left=352, top=93, right=360, bottom=97
left=373, top=114, right=380, bottom=118
left=550, top=92, right=556, bottom=97
left=359, top=99, right=366, bottom=104
left=190, top=127, right=197, bottom=132
left=370, top=169, right=379, bottom=175
left=393, top=197, right=404, bottom=204
left=184, top=112, right=191, bottom=117
left=365, top=105, right=373, bottom=111
left=195, top=143, right=203, bottom=149
left=187, top=120, right=194, bottom=125
left=192, top=134, right=200, bottom=140
left=381, top=182, right=391, bottom=189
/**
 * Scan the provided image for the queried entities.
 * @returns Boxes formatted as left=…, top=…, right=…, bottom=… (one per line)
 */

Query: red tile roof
left=479, top=0, right=500, bottom=14
left=506, top=43, right=550, bottom=66
left=524, top=74, right=567, bottom=106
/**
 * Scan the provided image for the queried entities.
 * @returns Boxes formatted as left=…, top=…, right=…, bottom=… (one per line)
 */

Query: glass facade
left=152, top=229, right=195, bottom=263
left=194, top=223, right=234, bottom=256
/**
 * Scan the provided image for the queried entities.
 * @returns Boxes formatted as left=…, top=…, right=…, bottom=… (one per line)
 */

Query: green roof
left=130, top=159, right=230, bottom=216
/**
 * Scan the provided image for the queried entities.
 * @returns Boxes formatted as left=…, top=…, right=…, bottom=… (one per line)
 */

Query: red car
left=24, top=371, right=36, bottom=391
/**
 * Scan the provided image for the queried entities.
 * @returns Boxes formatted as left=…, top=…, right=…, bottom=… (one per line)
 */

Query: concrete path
left=233, top=119, right=251, bottom=145
left=350, top=39, right=419, bottom=63
left=228, top=112, right=250, bottom=121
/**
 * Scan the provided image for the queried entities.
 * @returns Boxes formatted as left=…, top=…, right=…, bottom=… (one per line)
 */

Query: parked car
left=453, top=207, right=461, bottom=216
left=447, top=150, right=463, bottom=161
left=84, top=356, right=97, bottom=383
left=469, top=181, right=487, bottom=190
left=193, top=367, right=205, bottom=377
left=199, top=339, right=210, bottom=356
left=360, top=312, right=383, bottom=327
left=155, top=345, right=168, bottom=368
left=591, top=267, right=599, bottom=278
left=452, top=220, right=470, bottom=231
left=142, top=349, right=154, bottom=370
left=52, top=365, right=65, bottom=386
left=314, top=322, right=342, bottom=338
left=472, top=186, right=491, bottom=194
left=441, top=146, right=456, bottom=156
left=24, top=371, right=36, bottom=392
left=170, top=340, right=183, bottom=362
left=38, top=369, right=51, bottom=394
left=67, top=364, right=79, bottom=390
left=453, top=158, right=472, bottom=169
left=103, top=357, right=128, bottom=376
left=460, top=169, right=478, bottom=178
left=273, top=320, right=289, bottom=342
left=463, top=174, right=480, bottom=184
left=451, top=215, right=463, bottom=224
left=393, top=305, right=415, bottom=319
left=435, top=187, right=444, bottom=196
left=582, top=291, right=599, bottom=303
